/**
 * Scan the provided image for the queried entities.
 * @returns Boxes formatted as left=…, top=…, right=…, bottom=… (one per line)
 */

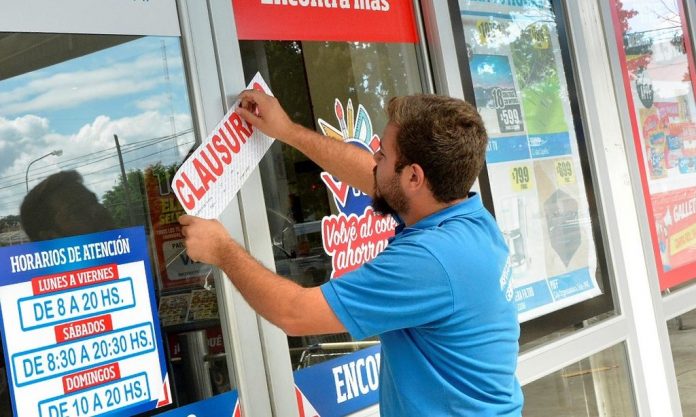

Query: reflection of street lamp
left=25, top=150, right=63, bottom=192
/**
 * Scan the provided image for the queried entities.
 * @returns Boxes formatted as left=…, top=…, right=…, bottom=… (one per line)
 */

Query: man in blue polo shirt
left=180, top=91, right=523, bottom=416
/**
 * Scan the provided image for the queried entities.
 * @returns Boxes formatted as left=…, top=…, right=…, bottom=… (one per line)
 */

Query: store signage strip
left=232, top=0, right=418, bottom=43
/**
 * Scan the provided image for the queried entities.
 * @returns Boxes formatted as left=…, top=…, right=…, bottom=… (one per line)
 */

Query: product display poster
left=0, top=227, right=171, bottom=417
left=610, top=0, right=696, bottom=289
left=461, top=0, right=601, bottom=321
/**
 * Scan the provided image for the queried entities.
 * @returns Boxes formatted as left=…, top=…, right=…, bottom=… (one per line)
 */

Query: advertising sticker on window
left=318, top=98, right=397, bottom=278
left=144, top=164, right=212, bottom=290
left=610, top=0, right=696, bottom=289
left=461, top=0, right=601, bottom=321
left=0, top=227, right=171, bottom=417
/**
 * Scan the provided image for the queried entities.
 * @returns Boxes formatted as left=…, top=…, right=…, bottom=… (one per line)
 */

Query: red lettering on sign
left=175, top=178, right=196, bottom=210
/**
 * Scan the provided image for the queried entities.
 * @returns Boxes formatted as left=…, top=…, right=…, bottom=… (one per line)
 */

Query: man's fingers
left=178, top=214, right=194, bottom=226
left=236, top=106, right=263, bottom=127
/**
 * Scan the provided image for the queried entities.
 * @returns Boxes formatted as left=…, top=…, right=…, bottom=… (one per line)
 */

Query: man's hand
left=179, top=214, right=231, bottom=266
left=237, top=89, right=296, bottom=141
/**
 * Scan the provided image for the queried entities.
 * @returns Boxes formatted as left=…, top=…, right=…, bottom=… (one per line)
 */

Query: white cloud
left=0, top=111, right=194, bottom=218
left=136, top=93, right=172, bottom=111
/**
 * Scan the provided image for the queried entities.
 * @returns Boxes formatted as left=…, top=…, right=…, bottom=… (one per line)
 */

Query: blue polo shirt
left=321, top=193, right=523, bottom=416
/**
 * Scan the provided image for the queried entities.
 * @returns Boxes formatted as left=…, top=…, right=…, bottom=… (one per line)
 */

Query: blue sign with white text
left=0, top=227, right=172, bottom=417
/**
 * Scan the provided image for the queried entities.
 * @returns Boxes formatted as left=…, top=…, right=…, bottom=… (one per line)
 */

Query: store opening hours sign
left=0, top=227, right=171, bottom=417
left=232, top=0, right=418, bottom=43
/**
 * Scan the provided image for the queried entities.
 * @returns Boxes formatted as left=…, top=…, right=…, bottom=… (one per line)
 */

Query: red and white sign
left=173, top=73, right=274, bottom=219
left=322, top=206, right=396, bottom=278
left=651, top=188, right=696, bottom=289
left=610, top=0, right=696, bottom=289
left=232, top=0, right=418, bottom=43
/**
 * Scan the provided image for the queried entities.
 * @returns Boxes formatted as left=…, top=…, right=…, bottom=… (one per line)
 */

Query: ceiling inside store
left=0, top=33, right=139, bottom=82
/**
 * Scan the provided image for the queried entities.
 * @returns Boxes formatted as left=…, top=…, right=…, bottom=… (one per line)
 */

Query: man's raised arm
left=236, top=89, right=376, bottom=197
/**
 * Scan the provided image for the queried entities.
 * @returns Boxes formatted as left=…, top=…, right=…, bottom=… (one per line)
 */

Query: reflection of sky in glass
left=619, top=0, right=692, bottom=102
left=622, top=0, right=680, bottom=34
left=0, top=36, right=195, bottom=218
left=470, top=55, right=514, bottom=88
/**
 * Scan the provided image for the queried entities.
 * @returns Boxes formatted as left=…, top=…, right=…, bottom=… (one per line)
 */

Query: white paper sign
left=173, top=72, right=274, bottom=219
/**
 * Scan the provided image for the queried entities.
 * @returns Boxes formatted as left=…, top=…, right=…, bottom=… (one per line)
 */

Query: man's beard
left=372, top=193, right=396, bottom=216
left=372, top=170, right=408, bottom=217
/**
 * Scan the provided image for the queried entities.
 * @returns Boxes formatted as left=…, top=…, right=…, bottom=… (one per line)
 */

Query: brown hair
left=387, top=94, right=488, bottom=202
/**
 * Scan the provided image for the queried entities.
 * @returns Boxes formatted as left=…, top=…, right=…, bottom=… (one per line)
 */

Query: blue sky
left=0, top=36, right=196, bottom=217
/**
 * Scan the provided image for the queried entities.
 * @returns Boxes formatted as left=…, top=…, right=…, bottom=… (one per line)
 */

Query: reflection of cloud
left=136, top=93, right=172, bottom=111
left=0, top=111, right=193, bottom=217
left=0, top=53, right=179, bottom=115
left=478, top=63, right=496, bottom=75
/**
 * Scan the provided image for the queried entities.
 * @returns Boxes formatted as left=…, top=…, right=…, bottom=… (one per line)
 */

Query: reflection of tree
left=616, top=0, right=653, bottom=75
left=102, top=169, right=147, bottom=228
left=510, top=21, right=566, bottom=134
left=302, top=41, right=411, bottom=127
left=510, top=24, right=556, bottom=89
left=0, top=215, right=20, bottom=232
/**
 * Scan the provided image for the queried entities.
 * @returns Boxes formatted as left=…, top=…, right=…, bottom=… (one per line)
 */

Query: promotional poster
left=611, top=0, right=696, bottom=288
left=462, top=0, right=601, bottom=321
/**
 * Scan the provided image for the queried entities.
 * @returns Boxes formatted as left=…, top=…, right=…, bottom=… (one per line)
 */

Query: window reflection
left=458, top=0, right=613, bottom=347
left=0, top=33, right=232, bottom=413
left=523, top=343, right=636, bottom=416
left=668, top=309, right=696, bottom=416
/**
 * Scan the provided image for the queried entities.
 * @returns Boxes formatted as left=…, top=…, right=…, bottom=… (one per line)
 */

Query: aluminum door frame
left=178, top=1, right=278, bottom=415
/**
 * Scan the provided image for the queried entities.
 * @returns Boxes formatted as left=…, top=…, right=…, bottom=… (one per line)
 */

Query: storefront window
left=455, top=0, right=615, bottom=348
left=610, top=0, right=696, bottom=291
left=0, top=33, right=234, bottom=415
left=668, top=308, right=696, bottom=415
left=239, top=38, right=422, bottom=415
left=523, top=343, right=636, bottom=416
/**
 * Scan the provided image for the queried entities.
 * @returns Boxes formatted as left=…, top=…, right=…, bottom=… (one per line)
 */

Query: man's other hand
left=178, top=214, right=230, bottom=266
left=236, top=89, right=296, bottom=140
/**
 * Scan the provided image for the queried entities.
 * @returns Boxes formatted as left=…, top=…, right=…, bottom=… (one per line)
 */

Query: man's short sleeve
left=320, top=239, right=454, bottom=340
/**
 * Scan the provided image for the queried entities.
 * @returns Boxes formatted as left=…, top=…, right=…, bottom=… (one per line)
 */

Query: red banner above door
left=232, top=0, right=418, bottom=43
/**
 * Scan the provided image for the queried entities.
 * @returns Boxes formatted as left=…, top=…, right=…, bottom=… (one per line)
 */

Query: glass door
left=227, top=0, right=429, bottom=412
left=237, top=38, right=425, bottom=417
left=0, top=2, right=249, bottom=416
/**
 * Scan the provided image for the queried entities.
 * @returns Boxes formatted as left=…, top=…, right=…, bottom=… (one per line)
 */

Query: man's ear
left=405, top=163, right=427, bottom=191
